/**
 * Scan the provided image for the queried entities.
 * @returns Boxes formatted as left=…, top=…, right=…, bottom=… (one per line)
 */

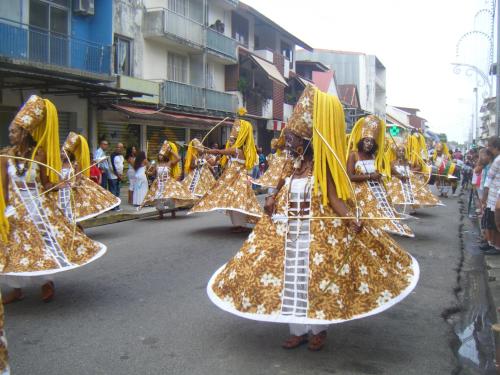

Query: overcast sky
left=243, top=0, right=494, bottom=143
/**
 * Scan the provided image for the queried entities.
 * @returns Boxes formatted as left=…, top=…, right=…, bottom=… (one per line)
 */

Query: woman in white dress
left=126, top=149, right=136, bottom=205
left=132, top=151, right=148, bottom=206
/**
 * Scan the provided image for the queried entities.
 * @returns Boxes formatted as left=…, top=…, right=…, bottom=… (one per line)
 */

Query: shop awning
left=249, top=54, right=288, bottom=87
left=112, top=104, right=234, bottom=127
left=266, top=119, right=287, bottom=131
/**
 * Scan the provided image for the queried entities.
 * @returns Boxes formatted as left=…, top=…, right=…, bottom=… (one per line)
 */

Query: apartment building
left=0, top=0, right=142, bottom=148
left=296, top=49, right=387, bottom=118
left=99, top=0, right=314, bottom=154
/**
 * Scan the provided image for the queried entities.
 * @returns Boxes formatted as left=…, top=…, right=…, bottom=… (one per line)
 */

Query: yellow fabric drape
left=230, top=120, right=257, bottom=170
left=30, top=99, right=61, bottom=183
left=168, top=142, right=181, bottom=179
left=74, top=135, right=90, bottom=177
left=312, top=90, right=351, bottom=203
left=184, top=140, right=198, bottom=175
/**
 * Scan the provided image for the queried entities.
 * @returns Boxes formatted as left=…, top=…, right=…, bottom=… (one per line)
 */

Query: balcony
left=206, top=28, right=238, bottom=62
left=0, top=17, right=111, bottom=76
left=143, top=8, right=204, bottom=49
left=206, top=88, right=238, bottom=112
left=161, top=80, right=237, bottom=113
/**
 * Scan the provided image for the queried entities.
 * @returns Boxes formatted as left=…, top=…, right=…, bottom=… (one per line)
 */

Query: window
left=168, top=0, right=188, bottom=16
left=231, top=12, right=249, bottom=46
left=29, top=0, right=69, bottom=65
left=167, top=52, right=188, bottom=83
left=114, top=35, right=132, bottom=76
left=281, top=41, right=292, bottom=61
left=29, top=0, right=69, bottom=34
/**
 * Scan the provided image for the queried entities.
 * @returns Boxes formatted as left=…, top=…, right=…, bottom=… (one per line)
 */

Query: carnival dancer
left=181, top=138, right=216, bottom=197
left=0, top=95, right=107, bottom=304
left=384, top=136, right=443, bottom=210
left=56, top=132, right=121, bottom=222
left=189, top=113, right=263, bottom=233
left=140, top=141, right=195, bottom=219
left=253, top=136, right=293, bottom=194
left=431, top=142, right=456, bottom=198
left=346, top=116, right=414, bottom=237
left=206, top=85, right=419, bottom=351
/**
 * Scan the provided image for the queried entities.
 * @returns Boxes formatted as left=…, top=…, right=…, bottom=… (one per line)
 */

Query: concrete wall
left=143, top=40, right=167, bottom=80
left=114, top=0, right=145, bottom=78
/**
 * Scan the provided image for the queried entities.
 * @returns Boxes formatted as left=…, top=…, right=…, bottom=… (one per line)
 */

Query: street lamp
left=451, top=62, right=492, bottom=99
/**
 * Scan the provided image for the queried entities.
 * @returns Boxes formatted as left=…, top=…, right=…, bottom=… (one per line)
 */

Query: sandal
left=3, top=288, right=24, bottom=304
left=41, top=281, right=55, bottom=303
left=282, top=334, right=308, bottom=349
left=308, top=331, right=327, bottom=351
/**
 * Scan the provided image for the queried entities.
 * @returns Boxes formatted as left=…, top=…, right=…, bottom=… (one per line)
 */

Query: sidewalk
left=81, top=186, right=160, bottom=228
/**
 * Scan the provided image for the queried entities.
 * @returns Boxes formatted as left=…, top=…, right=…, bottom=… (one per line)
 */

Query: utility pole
left=474, top=87, right=478, bottom=140
left=496, top=0, right=500, bottom=135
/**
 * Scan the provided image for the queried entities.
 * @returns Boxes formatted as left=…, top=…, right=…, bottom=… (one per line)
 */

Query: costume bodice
left=394, top=164, right=410, bottom=176
left=355, top=159, right=376, bottom=174
left=157, top=165, right=170, bottom=178
left=8, top=159, right=39, bottom=184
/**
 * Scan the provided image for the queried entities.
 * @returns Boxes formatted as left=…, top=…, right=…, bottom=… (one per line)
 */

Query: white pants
left=289, top=324, right=328, bottom=336
left=229, top=211, right=246, bottom=227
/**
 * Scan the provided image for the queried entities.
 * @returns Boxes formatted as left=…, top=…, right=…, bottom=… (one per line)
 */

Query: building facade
left=0, top=0, right=139, bottom=147
left=296, top=49, right=387, bottom=117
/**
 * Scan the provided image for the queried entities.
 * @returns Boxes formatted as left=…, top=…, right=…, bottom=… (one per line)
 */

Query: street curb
left=81, top=210, right=159, bottom=228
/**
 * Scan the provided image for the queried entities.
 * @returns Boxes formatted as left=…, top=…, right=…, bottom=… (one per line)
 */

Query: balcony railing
left=144, top=8, right=204, bottom=47
left=161, top=80, right=237, bottom=113
left=207, top=28, right=238, bottom=61
left=206, top=88, right=238, bottom=113
left=0, top=17, right=111, bottom=75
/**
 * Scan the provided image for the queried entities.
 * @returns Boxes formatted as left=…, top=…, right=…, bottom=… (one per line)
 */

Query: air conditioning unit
left=74, top=0, right=95, bottom=16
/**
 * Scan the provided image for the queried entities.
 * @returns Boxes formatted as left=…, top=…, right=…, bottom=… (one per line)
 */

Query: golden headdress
left=184, top=138, right=204, bottom=174
left=287, top=84, right=315, bottom=140
left=159, top=140, right=181, bottom=179
left=62, top=132, right=90, bottom=177
left=347, top=115, right=388, bottom=176
left=221, top=118, right=257, bottom=170
left=286, top=84, right=351, bottom=202
left=432, top=142, right=450, bottom=160
left=0, top=95, right=62, bottom=241
left=14, top=95, right=62, bottom=183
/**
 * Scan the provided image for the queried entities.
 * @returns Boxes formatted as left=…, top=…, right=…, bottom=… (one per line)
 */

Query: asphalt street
left=4, top=197, right=463, bottom=375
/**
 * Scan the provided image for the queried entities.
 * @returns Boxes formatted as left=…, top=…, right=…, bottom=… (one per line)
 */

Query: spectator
left=477, top=148, right=494, bottom=249
left=89, top=153, right=102, bottom=185
left=109, top=143, right=125, bottom=211
left=207, top=142, right=221, bottom=177
left=126, top=148, right=136, bottom=205
left=453, top=148, right=463, bottom=161
left=481, top=137, right=500, bottom=254
left=258, top=146, right=266, bottom=175
left=126, top=145, right=137, bottom=158
left=94, top=139, right=110, bottom=189
left=133, top=151, right=149, bottom=206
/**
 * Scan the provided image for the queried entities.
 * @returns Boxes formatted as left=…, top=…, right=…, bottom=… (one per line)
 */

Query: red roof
left=338, top=84, right=360, bottom=109
left=312, top=70, right=334, bottom=93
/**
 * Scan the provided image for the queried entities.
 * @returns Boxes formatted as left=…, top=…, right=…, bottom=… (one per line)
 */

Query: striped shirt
left=485, top=155, right=500, bottom=209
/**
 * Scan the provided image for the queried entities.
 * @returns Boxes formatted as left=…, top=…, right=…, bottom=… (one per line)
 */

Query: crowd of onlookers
left=463, top=137, right=500, bottom=255
left=88, top=138, right=272, bottom=210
